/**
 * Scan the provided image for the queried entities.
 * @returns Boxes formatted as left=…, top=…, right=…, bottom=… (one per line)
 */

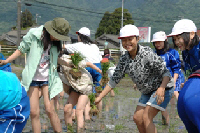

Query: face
left=121, top=36, right=139, bottom=52
left=154, top=41, right=164, bottom=50
left=50, top=35, right=59, bottom=41
left=173, top=35, right=186, bottom=51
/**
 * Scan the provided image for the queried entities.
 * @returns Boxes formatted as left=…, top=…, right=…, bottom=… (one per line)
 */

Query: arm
left=0, top=49, right=22, bottom=65
left=86, top=62, right=102, bottom=74
left=95, top=84, right=112, bottom=104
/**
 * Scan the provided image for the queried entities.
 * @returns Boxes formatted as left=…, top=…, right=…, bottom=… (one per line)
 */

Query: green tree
left=21, top=9, right=34, bottom=28
left=95, top=8, right=134, bottom=38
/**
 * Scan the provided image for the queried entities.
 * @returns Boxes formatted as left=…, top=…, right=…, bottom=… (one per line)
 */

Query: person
left=102, top=49, right=115, bottom=97
left=0, top=70, right=30, bottom=133
left=0, top=17, right=71, bottom=133
left=151, top=31, right=184, bottom=125
left=0, top=52, right=12, bottom=72
left=167, top=19, right=200, bottom=133
left=95, top=24, right=174, bottom=133
left=58, top=53, right=102, bottom=132
left=64, top=27, right=103, bottom=121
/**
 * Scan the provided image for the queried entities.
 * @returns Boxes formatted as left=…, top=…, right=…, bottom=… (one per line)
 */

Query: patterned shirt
left=108, top=45, right=172, bottom=94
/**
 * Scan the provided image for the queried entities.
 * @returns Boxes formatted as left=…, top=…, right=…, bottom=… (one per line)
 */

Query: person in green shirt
left=0, top=17, right=71, bottom=133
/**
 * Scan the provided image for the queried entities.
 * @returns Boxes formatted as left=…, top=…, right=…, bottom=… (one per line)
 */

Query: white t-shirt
left=65, top=42, right=102, bottom=63
left=33, top=46, right=51, bottom=81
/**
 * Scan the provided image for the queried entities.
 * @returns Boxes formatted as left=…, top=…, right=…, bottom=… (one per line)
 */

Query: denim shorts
left=30, top=81, right=48, bottom=88
left=137, top=87, right=174, bottom=111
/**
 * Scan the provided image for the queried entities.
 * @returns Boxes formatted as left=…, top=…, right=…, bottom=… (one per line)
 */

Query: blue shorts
left=138, top=87, right=174, bottom=111
left=30, top=81, right=48, bottom=88
left=1, top=65, right=12, bottom=72
left=0, top=86, right=30, bottom=133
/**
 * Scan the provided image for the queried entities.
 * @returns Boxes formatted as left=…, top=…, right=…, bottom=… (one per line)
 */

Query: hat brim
left=118, top=35, right=136, bottom=39
left=151, top=38, right=166, bottom=42
left=167, top=31, right=183, bottom=37
left=44, top=21, right=71, bottom=41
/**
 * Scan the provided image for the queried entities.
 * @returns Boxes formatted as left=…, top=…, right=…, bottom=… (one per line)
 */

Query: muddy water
left=21, top=77, right=187, bottom=133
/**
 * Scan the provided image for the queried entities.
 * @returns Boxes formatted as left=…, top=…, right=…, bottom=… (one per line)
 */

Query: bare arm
left=173, top=73, right=179, bottom=88
left=0, top=49, right=22, bottom=65
left=86, top=62, right=102, bottom=74
left=95, top=84, right=112, bottom=104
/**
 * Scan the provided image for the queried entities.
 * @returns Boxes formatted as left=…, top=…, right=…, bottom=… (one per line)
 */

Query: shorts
left=1, top=65, right=12, bottom=72
left=137, top=87, right=174, bottom=111
left=30, top=81, right=48, bottom=88
left=0, top=86, right=30, bottom=133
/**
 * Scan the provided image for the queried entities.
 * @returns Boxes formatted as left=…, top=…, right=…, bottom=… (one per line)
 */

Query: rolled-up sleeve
left=18, top=30, right=32, bottom=54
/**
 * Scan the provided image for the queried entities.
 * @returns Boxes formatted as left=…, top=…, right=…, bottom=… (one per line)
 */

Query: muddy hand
left=95, top=97, right=101, bottom=105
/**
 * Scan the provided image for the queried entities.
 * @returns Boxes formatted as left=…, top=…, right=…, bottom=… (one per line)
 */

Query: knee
left=64, top=104, right=73, bottom=114
left=133, top=113, right=143, bottom=124
left=30, top=108, right=40, bottom=118
left=45, top=106, right=54, bottom=116
left=75, top=109, right=84, bottom=117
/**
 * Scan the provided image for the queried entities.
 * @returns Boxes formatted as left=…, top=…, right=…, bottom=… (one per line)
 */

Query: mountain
left=1, top=0, right=200, bottom=40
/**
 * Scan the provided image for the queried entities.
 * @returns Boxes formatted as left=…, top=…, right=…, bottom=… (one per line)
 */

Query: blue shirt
left=182, top=41, right=200, bottom=76
left=0, top=53, right=11, bottom=70
left=0, top=70, right=22, bottom=110
left=156, top=48, right=181, bottom=77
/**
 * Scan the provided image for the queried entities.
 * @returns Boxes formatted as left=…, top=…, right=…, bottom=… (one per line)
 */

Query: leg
left=41, top=85, right=62, bottom=133
left=27, top=86, right=41, bottom=133
left=72, top=107, right=76, bottom=120
left=84, top=100, right=91, bottom=120
left=59, top=90, right=65, bottom=110
left=64, top=91, right=79, bottom=126
left=76, top=94, right=89, bottom=132
left=174, top=91, right=179, bottom=100
left=161, top=109, right=169, bottom=125
left=143, top=105, right=160, bottom=133
left=53, top=95, right=60, bottom=111
left=133, top=105, right=146, bottom=133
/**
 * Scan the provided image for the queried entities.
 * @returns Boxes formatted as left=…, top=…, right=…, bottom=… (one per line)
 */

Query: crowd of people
left=0, top=17, right=199, bottom=133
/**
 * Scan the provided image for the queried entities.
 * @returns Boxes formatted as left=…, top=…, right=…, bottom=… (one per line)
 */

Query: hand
left=0, top=60, right=7, bottom=66
left=95, top=97, right=102, bottom=104
left=153, top=87, right=165, bottom=105
left=180, top=83, right=184, bottom=88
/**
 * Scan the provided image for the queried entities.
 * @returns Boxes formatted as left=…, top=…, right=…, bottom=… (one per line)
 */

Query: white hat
left=76, top=27, right=90, bottom=37
left=118, top=24, right=139, bottom=39
left=167, top=19, right=197, bottom=37
left=151, top=31, right=167, bottom=42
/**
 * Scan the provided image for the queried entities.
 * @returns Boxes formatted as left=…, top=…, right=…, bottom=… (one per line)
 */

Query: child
left=95, top=24, right=174, bottom=133
left=167, top=19, right=200, bottom=133
left=0, top=52, right=12, bottom=72
left=0, top=17, right=71, bottom=133
left=65, top=27, right=103, bottom=120
left=0, top=70, right=30, bottom=133
left=151, top=31, right=184, bottom=125
left=58, top=53, right=102, bottom=132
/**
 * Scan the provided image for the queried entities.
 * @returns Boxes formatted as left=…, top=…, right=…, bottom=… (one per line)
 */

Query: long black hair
left=172, top=32, right=199, bottom=50
left=153, top=40, right=170, bottom=54
left=78, top=33, right=94, bottom=44
left=42, top=27, right=62, bottom=52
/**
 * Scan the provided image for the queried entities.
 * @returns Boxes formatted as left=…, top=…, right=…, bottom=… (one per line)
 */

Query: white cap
left=76, top=27, right=90, bottom=37
left=118, top=24, right=139, bottom=39
left=151, top=31, right=167, bottom=42
left=167, top=19, right=197, bottom=37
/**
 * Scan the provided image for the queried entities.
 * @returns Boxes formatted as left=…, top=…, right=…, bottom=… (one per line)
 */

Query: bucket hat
left=44, top=17, right=71, bottom=41
left=151, top=31, right=167, bottom=42
left=76, top=27, right=90, bottom=37
left=118, top=24, right=139, bottom=39
left=167, top=19, right=197, bottom=37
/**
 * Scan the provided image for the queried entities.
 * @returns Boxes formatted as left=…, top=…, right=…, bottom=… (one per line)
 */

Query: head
left=118, top=25, right=140, bottom=52
left=167, top=19, right=199, bottom=51
left=151, top=31, right=169, bottom=53
left=43, top=17, right=71, bottom=51
left=76, top=27, right=94, bottom=44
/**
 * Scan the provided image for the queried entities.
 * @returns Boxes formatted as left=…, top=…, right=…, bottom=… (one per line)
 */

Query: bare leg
left=72, top=108, right=76, bottom=120
left=59, top=90, right=65, bottom=110
left=84, top=101, right=91, bottom=120
left=42, top=86, right=62, bottom=132
left=28, top=86, right=41, bottom=133
left=143, top=105, right=160, bottom=133
left=133, top=105, right=146, bottom=133
left=161, top=110, right=169, bottom=125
